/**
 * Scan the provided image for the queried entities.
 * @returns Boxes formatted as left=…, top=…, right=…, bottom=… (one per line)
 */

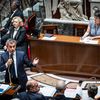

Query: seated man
left=16, top=80, right=47, bottom=100
left=54, top=80, right=67, bottom=100
left=87, top=84, right=98, bottom=100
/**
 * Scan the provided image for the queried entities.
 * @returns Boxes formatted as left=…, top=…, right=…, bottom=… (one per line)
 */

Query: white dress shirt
left=13, top=27, right=19, bottom=39
left=13, top=51, right=18, bottom=77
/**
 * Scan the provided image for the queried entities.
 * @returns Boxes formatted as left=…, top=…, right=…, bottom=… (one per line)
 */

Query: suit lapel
left=5, top=52, right=9, bottom=61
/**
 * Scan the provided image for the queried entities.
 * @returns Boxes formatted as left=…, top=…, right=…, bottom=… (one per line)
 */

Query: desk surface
left=1, top=84, right=20, bottom=95
left=38, top=34, right=100, bottom=45
left=29, top=35, right=100, bottom=78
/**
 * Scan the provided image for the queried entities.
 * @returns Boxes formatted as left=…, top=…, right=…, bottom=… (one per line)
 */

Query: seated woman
left=82, top=10, right=100, bottom=40
left=1, top=16, right=27, bottom=53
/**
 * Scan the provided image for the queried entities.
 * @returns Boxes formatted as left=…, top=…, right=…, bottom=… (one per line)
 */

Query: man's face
left=7, top=43, right=16, bottom=53
left=31, top=82, right=40, bottom=93
left=11, top=1, right=17, bottom=11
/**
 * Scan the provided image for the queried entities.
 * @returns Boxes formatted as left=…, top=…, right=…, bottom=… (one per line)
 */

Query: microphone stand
left=8, top=53, right=13, bottom=85
left=8, top=66, right=13, bottom=85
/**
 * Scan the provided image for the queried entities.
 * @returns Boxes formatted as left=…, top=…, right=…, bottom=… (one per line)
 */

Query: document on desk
left=42, top=36, right=56, bottom=40
left=0, top=84, right=11, bottom=94
left=96, top=86, right=100, bottom=97
left=64, top=88, right=77, bottom=98
left=80, top=37, right=98, bottom=44
left=40, top=86, right=56, bottom=97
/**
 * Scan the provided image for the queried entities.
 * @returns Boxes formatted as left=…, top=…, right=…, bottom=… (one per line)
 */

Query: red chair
left=27, top=12, right=36, bottom=35
left=25, top=12, right=36, bottom=59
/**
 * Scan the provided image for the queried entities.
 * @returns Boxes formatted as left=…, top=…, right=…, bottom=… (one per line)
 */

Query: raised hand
left=32, top=57, right=39, bottom=65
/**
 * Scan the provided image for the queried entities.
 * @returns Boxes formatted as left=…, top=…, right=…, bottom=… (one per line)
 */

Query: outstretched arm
left=90, top=35, right=100, bottom=39
left=24, top=54, right=43, bottom=72
left=82, top=25, right=90, bottom=39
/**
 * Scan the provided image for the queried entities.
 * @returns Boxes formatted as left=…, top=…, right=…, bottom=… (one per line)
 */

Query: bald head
left=56, top=80, right=65, bottom=90
left=26, top=80, right=40, bottom=92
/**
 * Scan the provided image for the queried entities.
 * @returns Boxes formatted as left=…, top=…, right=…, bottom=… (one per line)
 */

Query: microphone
left=8, top=53, right=14, bottom=67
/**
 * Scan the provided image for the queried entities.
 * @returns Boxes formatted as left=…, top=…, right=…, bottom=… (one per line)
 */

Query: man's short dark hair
left=94, top=10, right=100, bottom=18
left=6, top=39, right=17, bottom=46
left=88, top=84, right=98, bottom=99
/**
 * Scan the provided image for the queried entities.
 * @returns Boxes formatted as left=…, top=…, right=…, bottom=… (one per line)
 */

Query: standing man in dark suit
left=0, top=0, right=24, bottom=37
left=0, top=39, right=39, bottom=92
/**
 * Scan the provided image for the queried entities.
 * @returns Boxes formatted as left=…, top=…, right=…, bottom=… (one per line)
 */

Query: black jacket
left=1, top=26, right=27, bottom=53
left=17, top=92, right=47, bottom=100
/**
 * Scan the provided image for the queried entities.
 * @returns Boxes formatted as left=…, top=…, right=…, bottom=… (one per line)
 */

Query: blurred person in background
left=0, top=0, right=24, bottom=37
left=54, top=80, right=67, bottom=100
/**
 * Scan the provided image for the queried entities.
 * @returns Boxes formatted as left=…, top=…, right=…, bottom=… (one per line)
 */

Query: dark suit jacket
left=0, top=51, right=35, bottom=91
left=54, top=94, right=67, bottom=100
left=17, top=92, right=47, bottom=100
left=1, top=26, right=27, bottom=53
left=4, top=9, right=24, bottom=29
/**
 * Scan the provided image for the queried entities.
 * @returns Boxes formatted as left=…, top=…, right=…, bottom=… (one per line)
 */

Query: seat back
left=42, top=24, right=58, bottom=34
left=27, top=12, right=36, bottom=34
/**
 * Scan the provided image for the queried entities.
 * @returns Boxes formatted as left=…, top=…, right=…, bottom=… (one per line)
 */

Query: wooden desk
left=4, top=85, right=20, bottom=95
left=0, top=84, right=20, bottom=100
left=29, top=35, right=100, bottom=78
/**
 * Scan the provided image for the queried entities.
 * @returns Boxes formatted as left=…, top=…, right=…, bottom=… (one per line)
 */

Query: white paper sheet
left=40, top=86, right=56, bottom=97
left=0, top=84, right=11, bottom=94
left=80, top=37, right=98, bottom=44
left=42, top=36, right=56, bottom=40
left=64, top=88, right=77, bottom=98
